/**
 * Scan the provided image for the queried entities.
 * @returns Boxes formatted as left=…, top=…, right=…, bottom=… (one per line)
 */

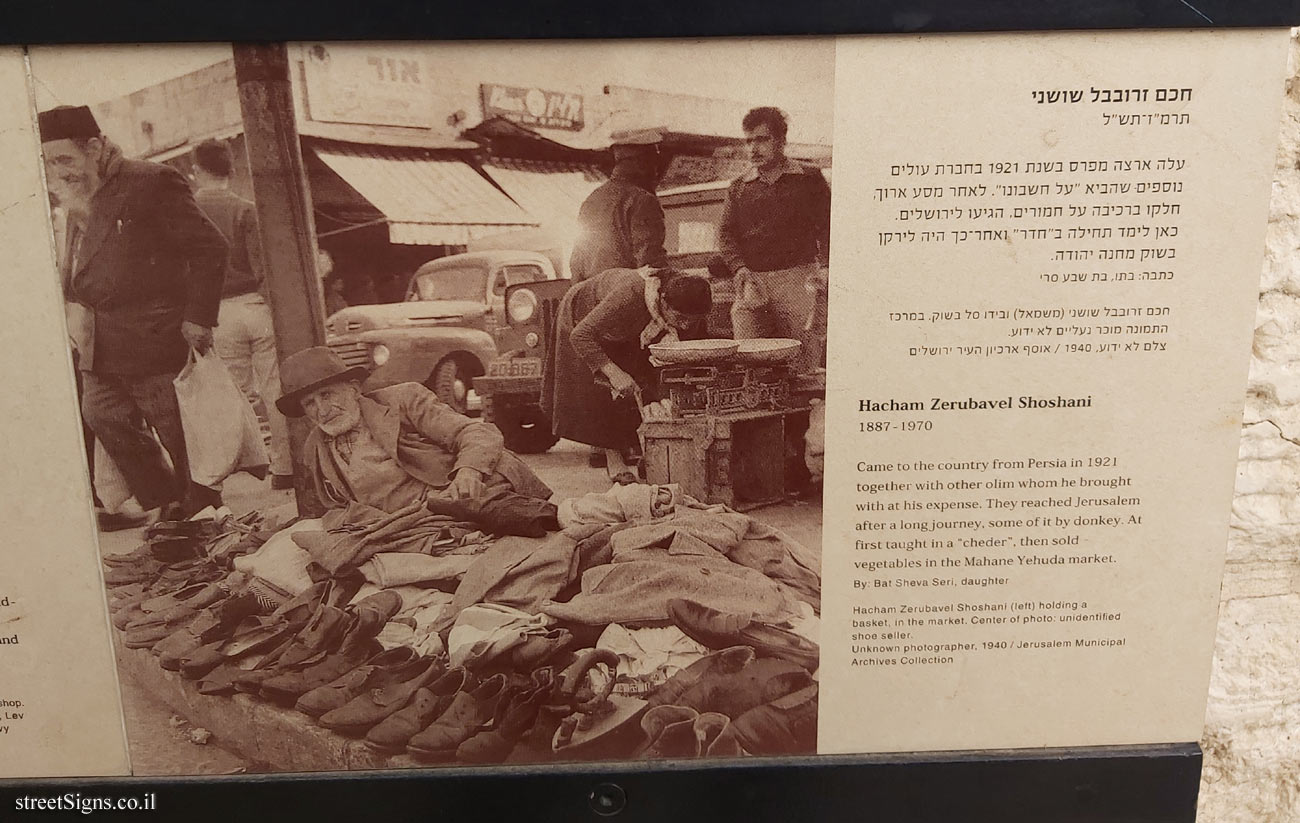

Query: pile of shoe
left=102, top=516, right=820, bottom=766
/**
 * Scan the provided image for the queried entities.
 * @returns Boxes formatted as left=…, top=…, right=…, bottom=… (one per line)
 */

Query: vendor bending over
left=545, top=266, right=712, bottom=484
left=276, top=347, right=558, bottom=536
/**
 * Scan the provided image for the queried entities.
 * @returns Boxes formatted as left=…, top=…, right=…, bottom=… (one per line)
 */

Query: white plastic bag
left=92, top=437, right=132, bottom=512
left=173, top=348, right=269, bottom=487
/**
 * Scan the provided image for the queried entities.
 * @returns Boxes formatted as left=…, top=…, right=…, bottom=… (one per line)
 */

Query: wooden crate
left=640, top=409, right=797, bottom=510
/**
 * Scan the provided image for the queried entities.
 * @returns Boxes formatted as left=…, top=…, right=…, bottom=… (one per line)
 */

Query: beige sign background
left=820, top=29, right=1288, bottom=753
left=0, top=47, right=131, bottom=777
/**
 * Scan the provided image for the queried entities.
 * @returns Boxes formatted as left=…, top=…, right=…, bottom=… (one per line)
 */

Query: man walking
left=569, top=129, right=669, bottom=283
left=718, top=107, right=831, bottom=373
left=191, top=139, right=293, bottom=490
left=40, top=105, right=228, bottom=520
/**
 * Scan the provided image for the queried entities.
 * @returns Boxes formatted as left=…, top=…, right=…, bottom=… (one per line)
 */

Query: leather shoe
left=317, top=656, right=445, bottom=735
left=290, top=647, right=421, bottom=716
left=675, top=659, right=813, bottom=720
left=97, top=509, right=150, bottom=532
left=155, top=592, right=263, bottom=670
left=364, top=667, right=471, bottom=753
left=667, top=599, right=819, bottom=672
left=646, top=646, right=755, bottom=709
left=731, top=683, right=818, bottom=755
left=633, top=705, right=743, bottom=759
left=406, top=673, right=508, bottom=761
left=506, top=629, right=573, bottom=671
left=179, top=618, right=302, bottom=680
left=456, top=668, right=555, bottom=764
left=349, top=590, right=403, bottom=638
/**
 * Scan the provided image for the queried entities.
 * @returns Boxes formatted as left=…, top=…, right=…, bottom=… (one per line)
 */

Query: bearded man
left=40, top=105, right=228, bottom=520
left=276, top=347, right=557, bottom=536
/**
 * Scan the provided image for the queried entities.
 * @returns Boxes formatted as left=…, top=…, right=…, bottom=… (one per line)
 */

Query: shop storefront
left=88, top=44, right=831, bottom=307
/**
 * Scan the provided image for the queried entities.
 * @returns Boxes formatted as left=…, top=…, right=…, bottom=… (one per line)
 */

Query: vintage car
left=325, top=250, right=558, bottom=416
left=471, top=181, right=739, bottom=453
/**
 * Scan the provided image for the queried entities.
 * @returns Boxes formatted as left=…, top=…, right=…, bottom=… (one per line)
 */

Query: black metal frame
left=1, top=0, right=1298, bottom=43
left=0, top=744, right=1202, bottom=821
left=3, top=1, right=1296, bottom=819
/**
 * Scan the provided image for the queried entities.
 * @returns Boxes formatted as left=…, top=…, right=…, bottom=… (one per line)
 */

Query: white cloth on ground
left=590, top=623, right=709, bottom=699
left=232, top=517, right=322, bottom=597
left=447, top=603, right=554, bottom=669
left=557, top=482, right=683, bottom=528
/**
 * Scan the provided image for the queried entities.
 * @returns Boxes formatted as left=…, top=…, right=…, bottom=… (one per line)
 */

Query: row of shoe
left=102, top=515, right=265, bottom=587
left=104, top=521, right=819, bottom=765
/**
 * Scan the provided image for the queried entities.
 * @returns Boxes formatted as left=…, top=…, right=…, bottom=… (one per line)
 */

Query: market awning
left=310, top=144, right=537, bottom=246
left=480, top=158, right=607, bottom=227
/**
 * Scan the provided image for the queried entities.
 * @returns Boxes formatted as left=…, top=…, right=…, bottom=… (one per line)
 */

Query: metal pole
left=232, top=43, right=327, bottom=517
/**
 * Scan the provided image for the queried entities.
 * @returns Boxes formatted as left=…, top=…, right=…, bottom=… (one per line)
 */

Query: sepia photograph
left=28, top=38, right=832, bottom=774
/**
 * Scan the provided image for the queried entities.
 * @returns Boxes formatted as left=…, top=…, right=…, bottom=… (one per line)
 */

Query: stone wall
left=1198, top=29, right=1300, bottom=823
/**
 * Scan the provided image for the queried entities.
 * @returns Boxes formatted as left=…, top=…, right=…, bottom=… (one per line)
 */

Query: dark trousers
left=80, top=370, right=196, bottom=512
left=73, top=368, right=102, bottom=509
left=425, top=475, right=559, bottom=538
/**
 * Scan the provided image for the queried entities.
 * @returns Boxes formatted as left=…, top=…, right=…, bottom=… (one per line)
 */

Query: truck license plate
left=488, top=358, right=542, bottom=378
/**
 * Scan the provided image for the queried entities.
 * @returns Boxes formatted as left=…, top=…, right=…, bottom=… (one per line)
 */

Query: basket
left=733, top=338, right=802, bottom=364
left=648, top=339, right=739, bottom=365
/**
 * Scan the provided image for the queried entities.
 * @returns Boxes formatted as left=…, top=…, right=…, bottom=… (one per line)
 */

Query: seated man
left=275, top=347, right=558, bottom=536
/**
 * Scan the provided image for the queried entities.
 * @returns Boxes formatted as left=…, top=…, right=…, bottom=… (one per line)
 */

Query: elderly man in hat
left=40, top=105, right=228, bottom=521
left=569, top=128, right=669, bottom=284
left=277, top=348, right=558, bottom=536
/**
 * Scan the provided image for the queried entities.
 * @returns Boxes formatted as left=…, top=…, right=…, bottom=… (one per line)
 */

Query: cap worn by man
left=38, top=105, right=101, bottom=142
left=568, top=126, right=670, bottom=285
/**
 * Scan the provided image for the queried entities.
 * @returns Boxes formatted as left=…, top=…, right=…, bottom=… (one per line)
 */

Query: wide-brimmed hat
left=275, top=346, right=369, bottom=417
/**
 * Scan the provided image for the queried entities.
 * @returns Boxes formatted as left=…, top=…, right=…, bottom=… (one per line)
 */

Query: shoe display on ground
left=98, top=470, right=824, bottom=768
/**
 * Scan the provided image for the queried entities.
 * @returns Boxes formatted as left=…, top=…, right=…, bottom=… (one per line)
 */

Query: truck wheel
left=494, top=404, right=559, bottom=454
left=430, top=359, right=472, bottom=415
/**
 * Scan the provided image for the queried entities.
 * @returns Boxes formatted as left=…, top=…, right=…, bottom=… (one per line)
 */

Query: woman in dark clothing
left=545, top=266, right=712, bottom=483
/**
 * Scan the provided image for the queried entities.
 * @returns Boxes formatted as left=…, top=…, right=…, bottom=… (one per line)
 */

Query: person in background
left=570, top=129, right=669, bottom=283
left=568, top=129, right=670, bottom=468
left=191, top=138, right=294, bottom=491
left=41, top=105, right=227, bottom=522
left=316, top=249, right=349, bottom=318
left=545, top=267, right=711, bottom=484
left=718, top=107, right=831, bottom=373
